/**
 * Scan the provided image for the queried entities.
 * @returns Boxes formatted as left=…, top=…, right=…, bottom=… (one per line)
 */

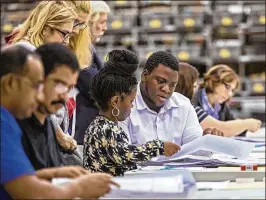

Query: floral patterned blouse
left=83, top=116, right=164, bottom=176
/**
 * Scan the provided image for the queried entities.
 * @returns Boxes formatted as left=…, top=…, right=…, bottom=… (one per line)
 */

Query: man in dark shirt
left=1, top=45, right=117, bottom=199
left=18, top=43, right=80, bottom=170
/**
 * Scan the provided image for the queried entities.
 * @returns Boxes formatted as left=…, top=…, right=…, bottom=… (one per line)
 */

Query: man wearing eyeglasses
left=17, top=43, right=80, bottom=170
left=1, top=45, right=118, bottom=199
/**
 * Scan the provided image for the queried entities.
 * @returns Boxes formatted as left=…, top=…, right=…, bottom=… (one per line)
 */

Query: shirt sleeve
left=105, top=127, right=164, bottom=166
left=181, top=104, right=203, bottom=145
left=50, top=106, right=66, bottom=128
left=1, top=114, right=35, bottom=185
left=193, top=105, right=209, bottom=123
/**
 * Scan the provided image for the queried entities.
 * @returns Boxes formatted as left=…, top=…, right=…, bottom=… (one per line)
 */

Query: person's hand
left=54, top=166, right=90, bottom=178
left=57, top=134, right=77, bottom=152
left=203, top=127, right=224, bottom=136
left=75, top=173, right=120, bottom=199
left=163, top=141, right=181, bottom=157
left=245, top=118, right=262, bottom=132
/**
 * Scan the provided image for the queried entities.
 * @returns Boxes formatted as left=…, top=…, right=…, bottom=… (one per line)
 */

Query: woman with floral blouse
left=83, top=49, right=180, bottom=176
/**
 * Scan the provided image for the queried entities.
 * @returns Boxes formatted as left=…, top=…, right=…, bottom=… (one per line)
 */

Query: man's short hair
left=0, top=45, right=40, bottom=78
left=35, top=43, right=80, bottom=76
left=144, top=51, right=179, bottom=73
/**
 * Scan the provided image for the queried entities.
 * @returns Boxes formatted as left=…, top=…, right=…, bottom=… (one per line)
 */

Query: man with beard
left=18, top=43, right=80, bottom=170
left=119, top=51, right=204, bottom=146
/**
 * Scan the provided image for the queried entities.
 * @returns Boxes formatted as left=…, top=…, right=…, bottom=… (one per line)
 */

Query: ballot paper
left=233, top=136, right=265, bottom=143
left=154, top=135, right=255, bottom=162
left=104, top=170, right=196, bottom=199
left=196, top=181, right=230, bottom=190
left=246, top=127, right=265, bottom=138
left=112, top=174, right=184, bottom=193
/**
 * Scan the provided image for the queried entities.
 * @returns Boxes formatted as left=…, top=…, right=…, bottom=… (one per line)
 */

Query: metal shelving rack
left=1, top=0, right=265, bottom=122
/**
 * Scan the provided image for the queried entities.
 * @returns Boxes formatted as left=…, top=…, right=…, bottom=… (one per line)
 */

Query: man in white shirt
left=119, top=51, right=203, bottom=145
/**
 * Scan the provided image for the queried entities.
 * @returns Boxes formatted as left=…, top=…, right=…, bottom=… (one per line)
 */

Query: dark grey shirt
left=18, top=114, right=63, bottom=170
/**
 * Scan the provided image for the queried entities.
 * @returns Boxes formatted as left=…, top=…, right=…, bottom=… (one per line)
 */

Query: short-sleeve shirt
left=193, top=105, right=209, bottom=123
left=0, top=106, right=35, bottom=199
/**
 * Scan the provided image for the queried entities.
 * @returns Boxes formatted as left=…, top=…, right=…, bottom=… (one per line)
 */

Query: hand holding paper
left=164, top=141, right=181, bottom=157
left=156, top=135, right=255, bottom=162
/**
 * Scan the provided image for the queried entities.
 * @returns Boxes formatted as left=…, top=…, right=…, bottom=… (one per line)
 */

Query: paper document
left=105, top=170, right=196, bottom=198
left=234, top=136, right=265, bottom=143
left=155, top=135, right=255, bottom=162
left=246, top=127, right=265, bottom=138
left=196, top=181, right=230, bottom=190
left=112, top=174, right=184, bottom=193
left=211, top=153, right=265, bottom=165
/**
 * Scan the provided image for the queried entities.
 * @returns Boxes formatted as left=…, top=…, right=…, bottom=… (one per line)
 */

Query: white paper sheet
left=155, top=135, right=255, bottom=162
left=246, top=127, right=265, bottom=138
left=112, top=174, right=184, bottom=193
left=211, top=153, right=265, bottom=165
left=196, top=181, right=230, bottom=190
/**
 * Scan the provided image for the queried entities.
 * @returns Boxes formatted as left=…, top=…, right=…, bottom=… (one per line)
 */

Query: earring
left=111, top=108, right=120, bottom=117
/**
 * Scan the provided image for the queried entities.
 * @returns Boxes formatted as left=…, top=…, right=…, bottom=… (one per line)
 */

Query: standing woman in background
left=50, top=0, right=93, bottom=156
left=175, top=63, right=262, bottom=137
left=66, top=1, right=92, bottom=68
left=74, top=1, right=111, bottom=145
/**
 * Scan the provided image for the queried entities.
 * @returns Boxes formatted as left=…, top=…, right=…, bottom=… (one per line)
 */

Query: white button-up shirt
left=119, top=84, right=203, bottom=145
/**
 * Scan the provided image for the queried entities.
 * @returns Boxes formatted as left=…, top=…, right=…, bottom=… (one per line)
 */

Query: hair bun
left=105, top=49, right=139, bottom=76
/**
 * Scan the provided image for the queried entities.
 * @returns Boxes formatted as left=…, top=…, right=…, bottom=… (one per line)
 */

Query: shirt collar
left=135, top=83, right=179, bottom=113
left=201, top=88, right=221, bottom=113
left=30, top=113, right=48, bottom=128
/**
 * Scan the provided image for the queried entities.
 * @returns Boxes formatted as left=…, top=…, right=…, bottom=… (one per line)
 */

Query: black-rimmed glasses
left=53, top=27, right=73, bottom=43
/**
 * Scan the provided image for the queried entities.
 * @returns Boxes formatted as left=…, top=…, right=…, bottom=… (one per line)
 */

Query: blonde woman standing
left=10, top=1, right=77, bottom=49
left=66, top=1, right=93, bottom=68
left=7, top=1, right=93, bottom=67
left=74, top=1, right=111, bottom=145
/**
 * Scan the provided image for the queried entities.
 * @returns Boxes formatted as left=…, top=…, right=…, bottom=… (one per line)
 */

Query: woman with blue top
left=191, top=64, right=261, bottom=136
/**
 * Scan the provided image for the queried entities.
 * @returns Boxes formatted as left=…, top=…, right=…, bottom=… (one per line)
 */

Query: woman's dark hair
left=91, top=49, right=139, bottom=111
left=175, top=62, right=199, bottom=100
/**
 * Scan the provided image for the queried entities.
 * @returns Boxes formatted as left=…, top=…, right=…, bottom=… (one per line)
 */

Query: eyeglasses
left=46, top=78, right=73, bottom=94
left=17, top=75, right=44, bottom=94
left=54, top=82, right=73, bottom=94
left=73, top=21, right=88, bottom=30
left=53, top=27, right=73, bottom=43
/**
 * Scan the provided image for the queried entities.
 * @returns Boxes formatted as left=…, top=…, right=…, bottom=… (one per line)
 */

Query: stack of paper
left=104, top=170, right=196, bottom=199
left=162, top=153, right=265, bottom=168
left=153, top=135, right=255, bottom=163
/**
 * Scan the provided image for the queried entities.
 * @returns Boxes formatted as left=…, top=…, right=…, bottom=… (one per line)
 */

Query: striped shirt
left=193, top=105, right=208, bottom=123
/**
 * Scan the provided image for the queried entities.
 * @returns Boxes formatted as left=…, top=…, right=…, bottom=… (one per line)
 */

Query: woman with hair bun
left=83, top=49, right=180, bottom=176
